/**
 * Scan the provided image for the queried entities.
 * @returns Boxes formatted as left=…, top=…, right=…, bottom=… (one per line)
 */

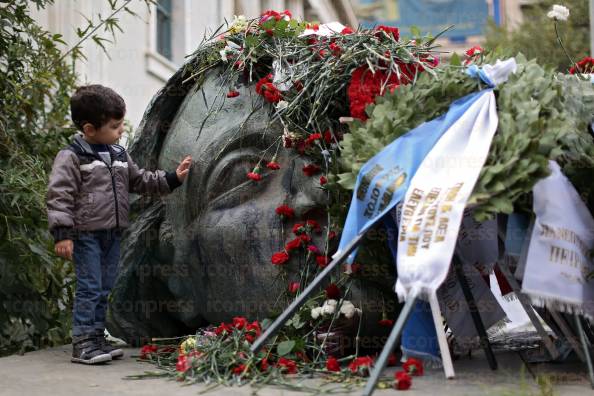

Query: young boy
left=46, top=85, right=192, bottom=364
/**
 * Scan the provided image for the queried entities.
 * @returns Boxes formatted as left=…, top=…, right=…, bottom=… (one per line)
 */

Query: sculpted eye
left=206, top=149, right=269, bottom=209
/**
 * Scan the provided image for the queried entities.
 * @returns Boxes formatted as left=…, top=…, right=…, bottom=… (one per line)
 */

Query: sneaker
left=94, top=329, right=124, bottom=359
left=71, top=334, right=112, bottom=364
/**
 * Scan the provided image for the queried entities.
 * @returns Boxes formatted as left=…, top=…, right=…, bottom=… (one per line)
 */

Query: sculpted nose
left=289, top=157, right=329, bottom=218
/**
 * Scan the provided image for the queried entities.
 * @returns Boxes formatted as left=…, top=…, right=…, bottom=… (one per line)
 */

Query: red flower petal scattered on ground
left=394, top=370, right=412, bottom=390
left=403, top=357, right=424, bottom=376
left=226, top=90, right=240, bottom=98
left=326, top=356, right=341, bottom=372
left=271, top=251, right=290, bottom=265
left=275, top=205, right=295, bottom=219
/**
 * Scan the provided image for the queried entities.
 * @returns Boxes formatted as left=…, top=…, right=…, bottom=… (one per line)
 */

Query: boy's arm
left=46, top=150, right=81, bottom=242
left=127, top=152, right=182, bottom=195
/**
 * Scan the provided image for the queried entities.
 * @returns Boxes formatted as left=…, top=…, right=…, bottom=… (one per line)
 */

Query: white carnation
left=547, top=4, right=570, bottom=21
left=311, top=307, right=322, bottom=319
left=322, top=300, right=336, bottom=315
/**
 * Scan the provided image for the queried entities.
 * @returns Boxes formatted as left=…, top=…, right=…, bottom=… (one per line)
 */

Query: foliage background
left=484, top=0, right=591, bottom=72
left=0, top=0, right=140, bottom=356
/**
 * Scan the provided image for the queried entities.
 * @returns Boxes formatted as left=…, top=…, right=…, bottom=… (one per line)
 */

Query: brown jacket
left=46, top=134, right=181, bottom=242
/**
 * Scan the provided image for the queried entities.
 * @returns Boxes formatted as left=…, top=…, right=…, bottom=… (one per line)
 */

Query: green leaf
left=276, top=340, right=295, bottom=356
left=450, top=53, right=461, bottom=67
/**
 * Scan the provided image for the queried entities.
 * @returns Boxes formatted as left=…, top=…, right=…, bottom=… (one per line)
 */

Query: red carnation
left=326, top=356, right=341, bottom=372
left=275, top=205, right=295, bottom=219
left=325, top=283, right=341, bottom=299
left=289, top=281, right=300, bottom=293
left=306, top=219, right=322, bottom=233
left=307, top=245, right=319, bottom=254
left=394, top=370, right=412, bottom=390
left=388, top=353, right=398, bottom=367
left=299, top=234, right=312, bottom=244
left=232, top=316, right=248, bottom=329
left=215, top=322, right=232, bottom=336
left=320, top=176, right=328, bottom=185
left=227, top=90, right=240, bottom=98
left=316, top=255, right=329, bottom=268
left=328, top=231, right=337, bottom=240
left=378, top=318, right=394, bottom=327
left=247, top=166, right=263, bottom=181
left=233, top=364, right=247, bottom=375
left=329, top=41, right=341, bottom=56
left=277, top=357, right=298, bottom=374
left=255, top=74, right=282, bottom=103
left=465, top=45, right=484, bottom=57
left=292, top=223, right=306, bottom=235
left=341, top=26, right=354, bottom=34
left=403, top=357, right=424, bottom=376
left=140, top=344, right=158, bottom=359
left=375, top=25, right=400, bottom=41
left=348, top=356, right=374, bottom=376
left=570, top=57, right=594, bottom=74
left=266, top=161, right=280, bottom=170
left=285, top=238, right=303, bottom=251
left=302, top=163, right=321, bottom=176
left=176, top=354, right=191, bottom=372
left=260, top=357, right=270, bottom=371
left=347, top=65, right=412, bottom=120
left=305, top=133, right=322, bottom=147
left=271, top=251, right=290, bottom=265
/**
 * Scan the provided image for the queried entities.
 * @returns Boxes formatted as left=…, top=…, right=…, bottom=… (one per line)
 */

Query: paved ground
left=0, top=344, right=591, bottom=396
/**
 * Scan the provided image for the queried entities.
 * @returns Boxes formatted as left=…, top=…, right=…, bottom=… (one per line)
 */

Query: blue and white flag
left=396, top=58, right=517, bottom=300
left=334, top=90, right=493, bottom=264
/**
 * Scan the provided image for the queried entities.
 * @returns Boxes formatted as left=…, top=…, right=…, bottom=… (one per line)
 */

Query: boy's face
left=82, top=117, right=125, bottom=144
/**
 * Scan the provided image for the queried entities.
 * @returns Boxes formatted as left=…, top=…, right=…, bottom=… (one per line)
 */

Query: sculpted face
left=108, top=69, right=396, bottom=343
left=153, top=71, right=328, bottom=326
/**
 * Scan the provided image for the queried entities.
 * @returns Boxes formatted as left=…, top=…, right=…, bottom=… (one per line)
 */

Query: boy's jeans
left=72, top=228, right=121, bottom=337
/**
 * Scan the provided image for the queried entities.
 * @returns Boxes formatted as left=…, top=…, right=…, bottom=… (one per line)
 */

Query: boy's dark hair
left=70, top=84, right=126, bottom=131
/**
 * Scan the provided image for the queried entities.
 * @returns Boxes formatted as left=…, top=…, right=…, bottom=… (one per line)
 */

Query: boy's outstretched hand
left=176, top=155, right=192, bottom=182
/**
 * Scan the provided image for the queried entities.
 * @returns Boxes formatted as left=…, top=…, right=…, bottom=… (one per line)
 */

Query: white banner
left=522, top=161, right=594, bottom=319
left=396, top=89, right=499, bottom=300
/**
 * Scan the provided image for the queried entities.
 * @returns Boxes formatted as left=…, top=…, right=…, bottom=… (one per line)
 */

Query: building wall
left=30, top=0, right=355, bottom=138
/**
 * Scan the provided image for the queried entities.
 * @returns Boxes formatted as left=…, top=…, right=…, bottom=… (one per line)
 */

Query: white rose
left=311, top=307, right=322, bottom=319
left=547, top=4, right=570, bottom=21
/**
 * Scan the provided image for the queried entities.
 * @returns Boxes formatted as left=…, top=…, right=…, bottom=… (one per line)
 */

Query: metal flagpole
left=452, top=255, right=498, bottom=370
left=250, top=232, right=366, bottom=353
left=574, top=314, right=594, bottom=389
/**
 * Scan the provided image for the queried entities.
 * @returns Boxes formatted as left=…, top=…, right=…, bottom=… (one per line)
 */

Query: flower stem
left=554, top=21, right=580, bottom=73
